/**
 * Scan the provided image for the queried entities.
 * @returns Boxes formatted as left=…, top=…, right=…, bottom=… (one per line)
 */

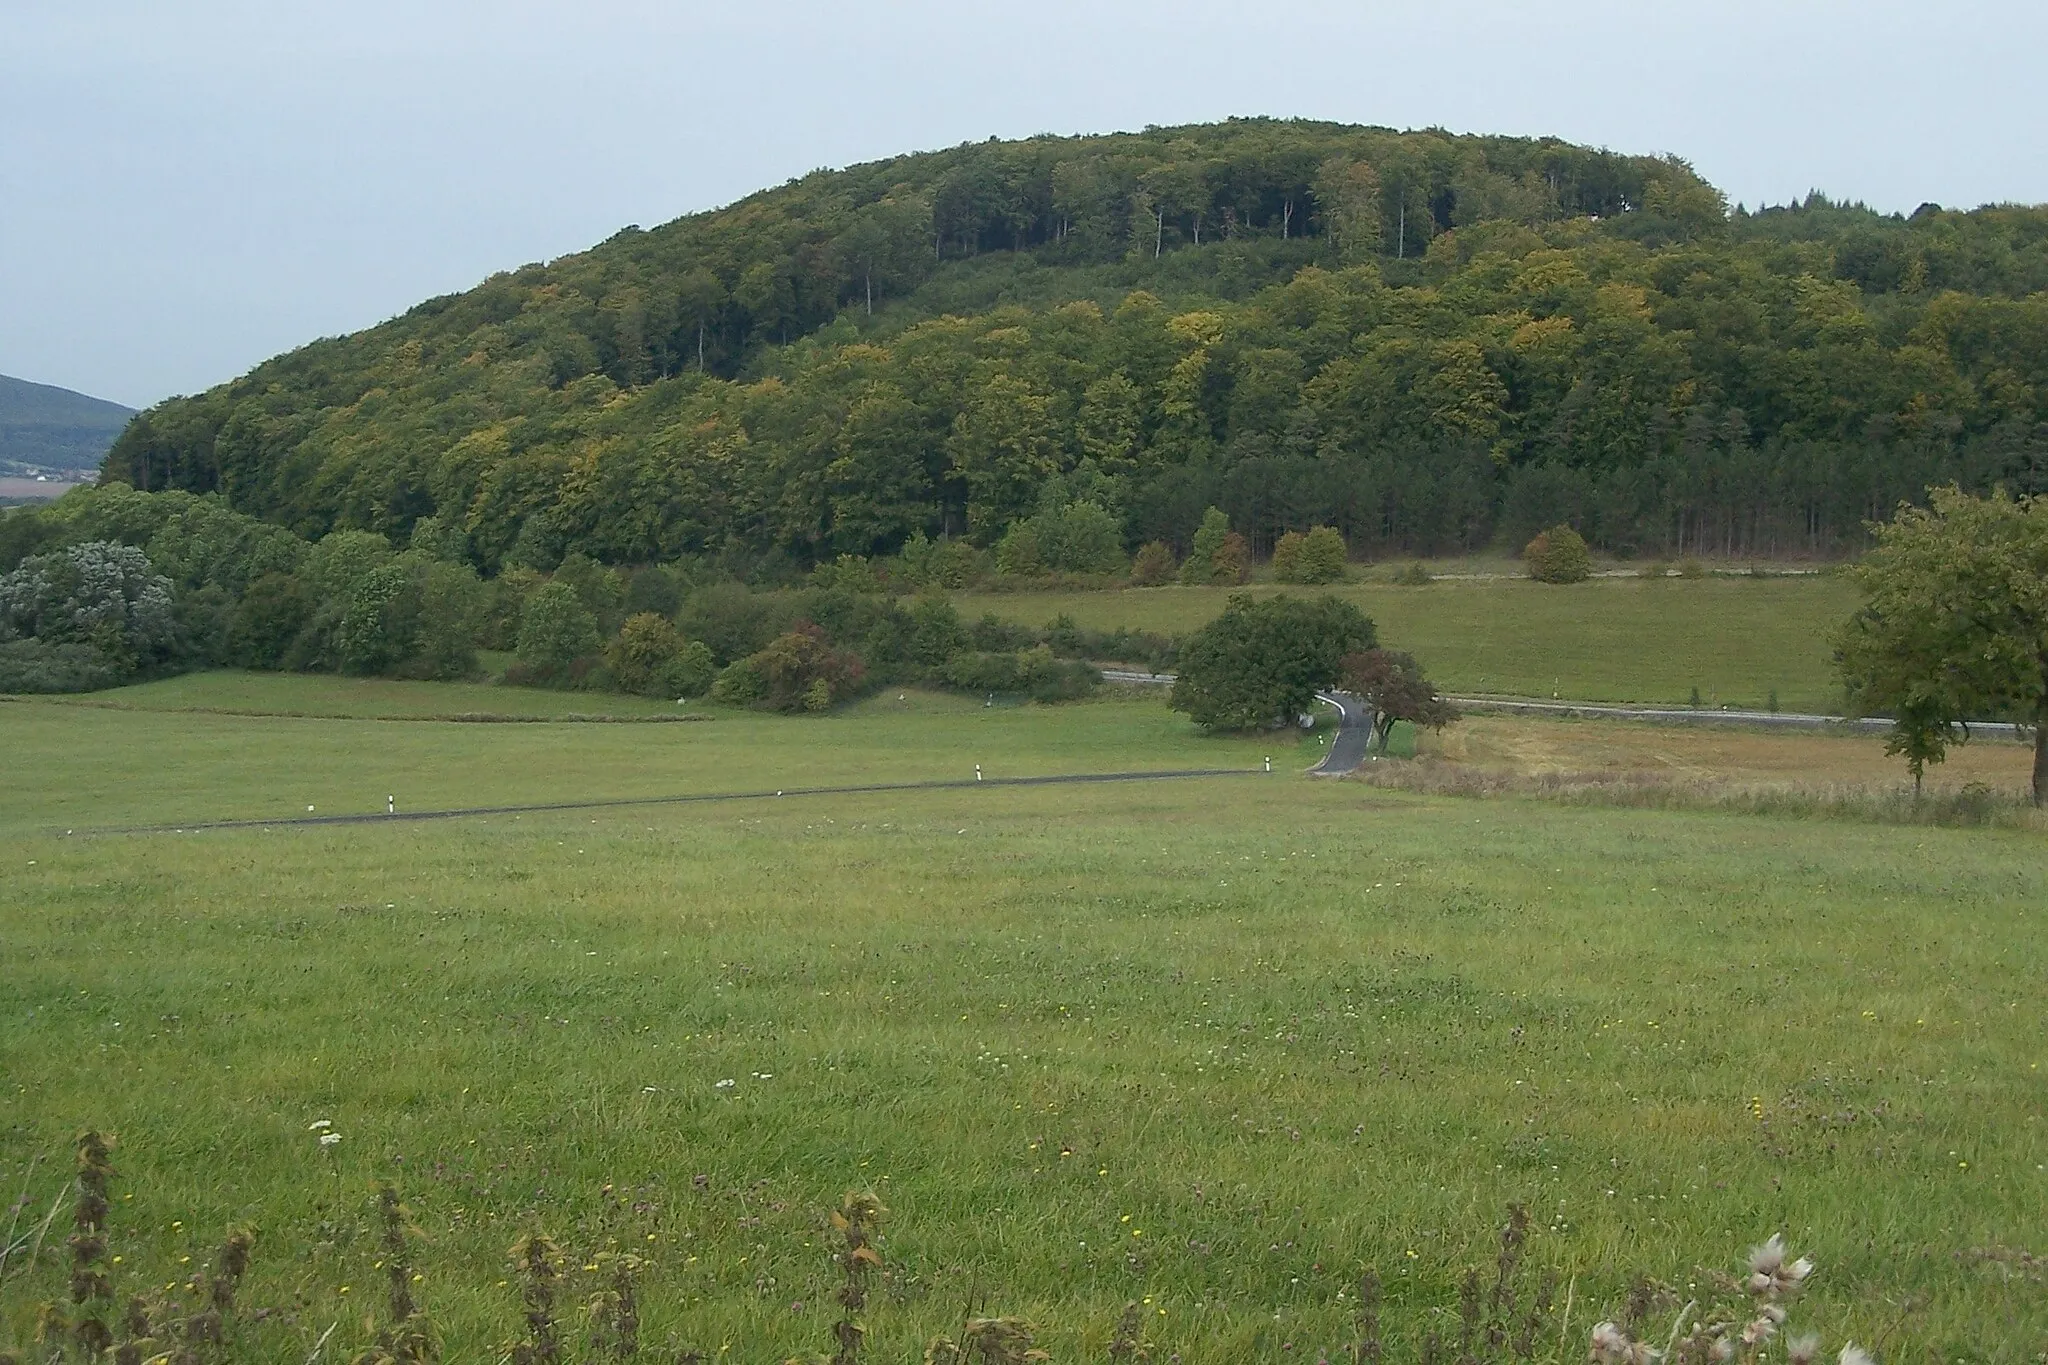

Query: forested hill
left=1, top=375, right=135, bottom=477
left=101, top=118, right=2048, bottom=570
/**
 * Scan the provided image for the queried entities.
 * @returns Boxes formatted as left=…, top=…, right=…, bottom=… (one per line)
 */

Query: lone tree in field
left=1524, top=525, right=1592, bottom=583
left=1170, top=593, right=1376, bottom=731
left=1836, top=486, right=2048, bottom=803
left=1339, top=649, right=1460, bottom=751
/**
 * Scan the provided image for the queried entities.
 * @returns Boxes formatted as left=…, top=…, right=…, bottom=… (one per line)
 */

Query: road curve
left=1311, top=692, right=1374, bottom=775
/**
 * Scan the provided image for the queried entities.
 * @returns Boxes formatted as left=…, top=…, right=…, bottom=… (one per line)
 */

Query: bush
left=0, top=639, right=124, bottom=693
left=994, top=503, right=1127, bottom=578
left=1130, top=540, right=1176, bottom=585
left=517, top=581, right=601, bottom=675
left=0, top=540, right=178, bottom=680
left=808, top=555, right=883, bottom=594
left=715, top=622, right=865, bottom=712
left=940, top=646, right=1100, bottom=702
left=1169, top=593, right=1377, bottom=731
left=226, top=572, right=314, bottom=668
left=608, top=612, right=716, bottom=697
left=1271, top=526, right=1348, bottom=584
left=899, top=533, right=983, bottom=589
left=1525, top=524, right=1592, bottom=583
left=1180, top=507, right=1241, bottom=585
left=1392, top=561, right=1434, bottom=585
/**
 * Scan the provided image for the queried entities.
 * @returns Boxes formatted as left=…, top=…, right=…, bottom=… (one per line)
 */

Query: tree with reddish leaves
left=1339, top=648, right=1459, bottom=752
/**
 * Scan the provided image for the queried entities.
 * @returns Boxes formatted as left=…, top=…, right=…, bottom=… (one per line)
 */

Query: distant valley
left=0, top=373, right=133, bottom=496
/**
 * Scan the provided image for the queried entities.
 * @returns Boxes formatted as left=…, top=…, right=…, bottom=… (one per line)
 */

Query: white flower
left=714, top=1078, right=736, bottom=1089
left=318, top=1132, right=341, bottom=1147
left=308, top=1119, right=333, bottom=1131
left=1787, top=1333, right=1822, bottom=1365
left=1746, top=1233, right=1814, bottom=1297
left=1838, top=1345, right=1875, bottom=1365
left=1588, top=1322, right=1655, bottom=1365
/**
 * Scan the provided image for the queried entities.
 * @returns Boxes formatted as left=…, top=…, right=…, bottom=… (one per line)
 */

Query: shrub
left=0, top=638, right=124, bottom=692
left=993, top=520, right=1045, bottom=577
left=1271, top=526, right=1348, bottom=584
left=1524, top=524, right=1592, bottom=583
left=941, top=645, right=1100, bottom=702
left=516, top=581, right=601, bottom=674
left=899, top=532, right=983, bottom=589
left=0, top=540, right=178, bottom=681
left=1180, top=507, right=1248, bottom=585
left=716, top=622, right=865, bottom=712
left=808, top=554, right=883, bottom=594
left=994, top=503, right=1127, bottom=578
left=1130, top=540, right=1176, bottom=585
left=336, top=562, right=423, bottom=675
left=1392, top=561, right=1434, bottom=585
left=608, top=612, right=716, bottom=697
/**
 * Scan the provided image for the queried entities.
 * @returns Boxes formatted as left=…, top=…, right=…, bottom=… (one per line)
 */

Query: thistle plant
left=65, top=1129, right=117, bottom=1357
left=352, top=1183, right=439, bottom=1365
left=1347, top=1270, right=1381, bottom=1365
left=1107, top=1300, right=1147, bottom=1364
left=510, top=1232, right=566, bottom=1365
left=1586, top=1234, right=1876, bottom=1365
left=583, top=1251, right=643, bottom=1361
left=825, top=1192, right=884, bottom=1365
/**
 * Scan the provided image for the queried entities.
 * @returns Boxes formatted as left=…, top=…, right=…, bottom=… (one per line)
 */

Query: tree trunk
left=2035, top=659, right=2048, bottom=806
left=1154, top=209, right=1163, bottom=259
left=697, top=322, right=705, bottom=371
left=865, top=271, right=872, bottom=316
left=2033, top=723, right=2045, bottom=807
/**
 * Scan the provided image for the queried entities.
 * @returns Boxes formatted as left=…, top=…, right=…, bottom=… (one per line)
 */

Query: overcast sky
left=3, top=0, right=2044, bottom=410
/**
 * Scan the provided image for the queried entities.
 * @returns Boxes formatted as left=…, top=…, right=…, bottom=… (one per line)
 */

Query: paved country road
left=82, top=767, right=1265, bottom=837
left=1098, top=670, right=2028, bottom=742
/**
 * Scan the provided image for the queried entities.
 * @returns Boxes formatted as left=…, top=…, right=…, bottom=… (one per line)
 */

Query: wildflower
left=1787, top=1334, right=1822, bottom=1365
left=1747, top=1233, right=1814, bottom=1297
left=308, top=1119, right=332, bottom=1131
left=1588, top=1321, right=1654, bottom=1365
left=1740, top=1313, right=1778, bottom=1348
left=715, top=1079, right=736, bottom=1089
left=1838, top=1346, right=1875, bottom=1365
left=319, top=1132, right=341, bottom=1148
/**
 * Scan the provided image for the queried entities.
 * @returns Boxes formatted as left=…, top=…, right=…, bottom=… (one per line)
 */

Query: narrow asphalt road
left=83, top=766, right=1265, bottom=837
left=1312, top=691, right=1374, bottom=775
left=1099, top=670, right=2028, bottom=742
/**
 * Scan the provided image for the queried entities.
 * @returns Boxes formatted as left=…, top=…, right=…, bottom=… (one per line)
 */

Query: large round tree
left=1837, top=486, right=2048, bottom=804
left=1170, top=593, right=1376, bottom=731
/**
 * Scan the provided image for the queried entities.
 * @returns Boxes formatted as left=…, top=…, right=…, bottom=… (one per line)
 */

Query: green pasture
left=957, top=574, right=1862, bottom=713
left=0, top=676, right=1316, bottom=836
left=4, top=679, right=2044, bottom=1360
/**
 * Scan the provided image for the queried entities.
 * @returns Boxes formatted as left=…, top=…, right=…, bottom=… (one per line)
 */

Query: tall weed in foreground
left=0, top=1142, right=1945, bottom=1364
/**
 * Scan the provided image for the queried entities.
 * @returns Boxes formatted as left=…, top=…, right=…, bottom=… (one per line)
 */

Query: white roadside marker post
left=387, top=795, right=394, bottom=816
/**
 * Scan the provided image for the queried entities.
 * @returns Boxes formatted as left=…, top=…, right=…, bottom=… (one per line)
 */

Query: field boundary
left=79, top=766, right=1269, bottom=836
left=0, top=695, right=709, bottom=724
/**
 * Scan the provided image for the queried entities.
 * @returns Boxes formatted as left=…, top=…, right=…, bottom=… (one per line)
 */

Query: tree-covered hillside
left=1, top=375, right=135, bottom=478
left=101, top=118, right=2048, bottom=570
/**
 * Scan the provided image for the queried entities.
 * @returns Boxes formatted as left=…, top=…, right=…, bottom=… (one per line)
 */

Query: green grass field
left=957, top=575, right=1862, bottom=713
left=4, top=677, right=2044, bottom=1361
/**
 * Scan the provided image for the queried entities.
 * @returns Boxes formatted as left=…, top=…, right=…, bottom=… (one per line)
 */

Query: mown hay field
left=3, top=679, right=2045, bottom=1360
left=956, top=575, right=1863, bottom=713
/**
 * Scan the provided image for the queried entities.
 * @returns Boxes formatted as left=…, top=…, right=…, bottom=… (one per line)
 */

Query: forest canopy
left=95, top=118, right=2048, bottom=573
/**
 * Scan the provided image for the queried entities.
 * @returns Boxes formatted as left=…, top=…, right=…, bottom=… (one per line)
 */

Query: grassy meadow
left=957, top=573, right=1862, bottom=713
left=4, top=676, right=2046, bottom=1360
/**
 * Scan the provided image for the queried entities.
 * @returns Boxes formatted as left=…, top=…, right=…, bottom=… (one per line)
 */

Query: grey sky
left=3, top=0, right=2043, bottom=410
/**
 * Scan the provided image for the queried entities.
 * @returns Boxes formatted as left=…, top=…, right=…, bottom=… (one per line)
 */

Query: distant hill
left=96, top=118, right=2048, bottom=567
left=0, top=374, right=134, bottom=479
